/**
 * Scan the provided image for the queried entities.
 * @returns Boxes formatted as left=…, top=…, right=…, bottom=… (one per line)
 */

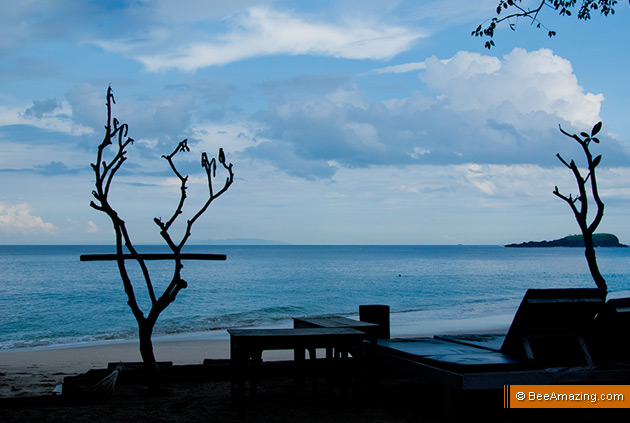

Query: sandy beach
left=0, top=312, right=513, bottom=400
left=1, top=320, right=508, bottom=397
left=2, top=334, right=628, bottom=422
left=0, top=337, right=442, bottom=423
left=0, top=337, right=299, bottom=398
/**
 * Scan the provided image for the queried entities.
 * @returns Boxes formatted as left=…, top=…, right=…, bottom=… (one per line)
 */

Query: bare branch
left=160, top=139, right=190, bottom=232
left=555, top=153, right=571, bottom=168
left=178, top=148, right=234, bottom=250
left=91, top=87, right=157, bottom=308
left=554, top=121, right=607, bottom=290
left=89, top=86, right=234, bottom=387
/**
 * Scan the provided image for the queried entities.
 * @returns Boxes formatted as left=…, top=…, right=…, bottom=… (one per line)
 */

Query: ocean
left=1, top=245, right=629, bottom=351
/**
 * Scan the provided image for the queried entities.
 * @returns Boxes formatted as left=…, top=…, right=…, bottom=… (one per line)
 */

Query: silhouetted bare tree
left=89, top=86, right=234, bottom=389
left=474, top=0, right=619, bottom=49
left=553, top=121, right=607, bottom=291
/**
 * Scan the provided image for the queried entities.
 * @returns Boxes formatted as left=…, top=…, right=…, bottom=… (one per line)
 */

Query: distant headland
left=505, top=233, right=628, bottom=248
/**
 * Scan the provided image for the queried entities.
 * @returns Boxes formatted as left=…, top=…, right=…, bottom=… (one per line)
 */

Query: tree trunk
left=138, top=322, right=160, bottom=393
left=583, top=234, right=607, bottom=292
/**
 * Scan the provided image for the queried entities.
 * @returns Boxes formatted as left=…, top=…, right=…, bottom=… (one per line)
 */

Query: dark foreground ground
left=1, top=360, right=629, bottom=422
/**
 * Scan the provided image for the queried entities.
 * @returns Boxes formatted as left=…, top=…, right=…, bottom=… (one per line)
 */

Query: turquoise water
left=1, top=245, right=629, bottom=350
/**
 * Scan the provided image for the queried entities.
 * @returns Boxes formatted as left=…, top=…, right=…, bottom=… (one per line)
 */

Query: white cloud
left=87, top=220, right=99, bottom=233
left=460, top=163, right=563, bottom=201
left=98, top=7, right=425, bottom=71
left=465, top=163, right=497, bottom=195
left=420, top=48, right=604, bottom=128
left=0, top=203, right=57, bottom=234
left=0, top=101, right=93, bottom=136
left=248, top=48, right=619, bottom=178
left=366, top=62, right=427, bottom=75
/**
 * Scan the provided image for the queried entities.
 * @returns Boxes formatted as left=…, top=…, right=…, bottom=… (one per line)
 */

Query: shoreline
left=0, top=315, right=511, bottom=399
left=0, top=338, right=255, bottom=398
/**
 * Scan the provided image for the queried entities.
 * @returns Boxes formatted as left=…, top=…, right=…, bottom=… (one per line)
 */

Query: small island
left=505, top=233, right=628, bottom=248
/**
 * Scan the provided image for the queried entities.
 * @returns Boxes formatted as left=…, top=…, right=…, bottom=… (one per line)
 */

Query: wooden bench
left=227, top=327, right=367, bottom=399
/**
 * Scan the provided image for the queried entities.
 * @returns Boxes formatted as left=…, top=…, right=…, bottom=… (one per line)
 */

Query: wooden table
left=293, top=316, right=379, bottom=334
left=227, top=327, right=367, bottom=398
left=293, top=316, right=380, bottom=358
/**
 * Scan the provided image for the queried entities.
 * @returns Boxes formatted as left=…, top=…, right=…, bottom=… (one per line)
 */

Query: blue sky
left=1, top=0, right=629, bottom=245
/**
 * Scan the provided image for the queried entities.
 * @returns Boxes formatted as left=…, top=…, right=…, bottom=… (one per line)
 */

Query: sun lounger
left=434, top=333, right=505, bottom=351
left=377, top=288, right=606, bottom=366
left=589, top=297, right=630, bottom=365
left=371, top=288, right=630, bottom=415
left=500, top=288, right=606, bottom=366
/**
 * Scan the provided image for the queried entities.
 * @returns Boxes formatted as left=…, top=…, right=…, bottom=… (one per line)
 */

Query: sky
left=1, top=0, right=629, bottom=245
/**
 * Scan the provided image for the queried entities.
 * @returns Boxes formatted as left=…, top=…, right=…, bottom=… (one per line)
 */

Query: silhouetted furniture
left=589, top=297, right=630, bottom=364
left=293, top=315, right=380, bottom=357
left=372, top=288, right=630, bottom=415
left=500, top=288, right=605, bottom=366
left=227, top=327, right=367, bottom=399
left=359, top=304, right=390, bottom=339
left=293, top=316, right=379, bottom=335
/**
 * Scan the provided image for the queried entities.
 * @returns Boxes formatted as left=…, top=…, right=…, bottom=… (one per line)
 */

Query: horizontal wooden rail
left=80, top=253, right=226, bottom=262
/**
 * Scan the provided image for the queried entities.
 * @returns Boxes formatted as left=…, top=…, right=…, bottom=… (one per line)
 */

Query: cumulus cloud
left=97, top=7, right=425, bottom=71
left=246, top=48, right=622, bottom=179
left=420, top=48, right=603, bottom=128
left=0, top=203, right=57, bottom=234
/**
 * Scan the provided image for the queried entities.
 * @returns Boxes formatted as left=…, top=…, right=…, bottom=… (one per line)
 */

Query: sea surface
left=1, top=245, right=629, bottom=351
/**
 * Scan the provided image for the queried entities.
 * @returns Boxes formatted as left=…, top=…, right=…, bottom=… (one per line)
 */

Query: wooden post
left=359, top=305, right=390, bottom=339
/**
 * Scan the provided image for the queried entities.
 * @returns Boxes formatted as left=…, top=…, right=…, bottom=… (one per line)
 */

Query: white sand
left=0, top=338, right=299, bottom=397
left=2, top=339, right=226, bottom=372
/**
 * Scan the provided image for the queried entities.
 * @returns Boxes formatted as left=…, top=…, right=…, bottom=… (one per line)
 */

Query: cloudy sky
left=1, top=0, right=629, bottom=245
